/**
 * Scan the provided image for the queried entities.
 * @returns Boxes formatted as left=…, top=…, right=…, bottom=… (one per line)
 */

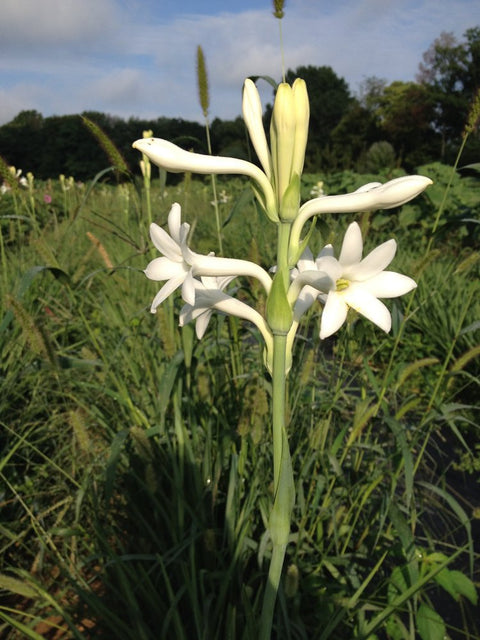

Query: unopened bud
left=266, top=271, right=293, bottom=334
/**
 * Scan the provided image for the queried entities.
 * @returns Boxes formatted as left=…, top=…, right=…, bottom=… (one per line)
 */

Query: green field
left=1, top=155, right=479, bottom=638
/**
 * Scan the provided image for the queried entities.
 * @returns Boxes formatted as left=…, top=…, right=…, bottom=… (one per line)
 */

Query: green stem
left=272, top=333, right=287, bottom=489
left=259, top=542, right=287, bottom=640
left=259, top=331, right=294, bottom=640
left=204, top=117, right=223, bottom=255
left=277, top=222, right=291, bottom=286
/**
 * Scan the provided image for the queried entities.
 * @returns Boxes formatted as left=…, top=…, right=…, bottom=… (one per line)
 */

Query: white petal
left=297, top=270, right=334, bottom=293
left=179, top=303, right=194, bottom=326
left=314, top=255, right=343, bottom=281
left=150, top=275, right=185, bottom=311
left=167, top=203, right=182, bottom=243
left=144, top=257, right=187, bottom=281
left=375, top=175, right=434, bottom=210
left=343, top=285, right=391, bottom=332
left=354, top=182, right=382, bottom=192
left=149, top=223, right=182, bottom=261
left=320, top=291, right=348, bottom=339
left=361, top=271, right=417, bottom=298
left=296, top=246, right=315, bottom=272
left=293, top=285, right=318, bottom=319
left=348, top=239, right=397, bottom=281
left=195, top=310, right=213, bottom=339
left=242, top=79, right=272, bottom=179
left=199, top=274, right=235, bottom=290
left=317, top=244, right=334, bottom=259
left=339, top=222, right=363, bottom=266
left=181, top=271, right=196, bottom=305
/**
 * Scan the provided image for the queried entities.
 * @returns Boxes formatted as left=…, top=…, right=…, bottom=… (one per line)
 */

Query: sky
left=0, top=0, right=478, bottom=127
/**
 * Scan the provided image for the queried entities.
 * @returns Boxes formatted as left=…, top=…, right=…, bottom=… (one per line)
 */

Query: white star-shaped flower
left=145, top=203, right=272, bottom=312
left=316, top=222, right=417, bottom=338
left=144, top=202, right=197, bottom=309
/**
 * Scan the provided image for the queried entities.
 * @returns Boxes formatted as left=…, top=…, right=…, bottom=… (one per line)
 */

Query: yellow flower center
left=335, top=277, right=350, bottom=292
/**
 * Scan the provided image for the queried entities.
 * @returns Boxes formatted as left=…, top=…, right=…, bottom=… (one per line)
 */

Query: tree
left=375, top=81, right=438, bottom=167
left=416, top=27, right=480, bottom=156
left=330, top=102, right=381, bottom=170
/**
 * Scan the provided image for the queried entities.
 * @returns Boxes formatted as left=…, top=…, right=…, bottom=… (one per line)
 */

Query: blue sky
left=0, top=0, right=477, bottom=126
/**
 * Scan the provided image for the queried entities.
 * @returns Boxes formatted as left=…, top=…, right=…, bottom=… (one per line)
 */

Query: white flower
left=289, top=175, right=433, bottom=265
left=309, top=181, right=324, bottom=198
left=313, top=222, right=417, bottom=339
left=145, top=203, right=272, bottom=312
left=145, top=202, right=195, bottom=309
left=133, top=137, right=277, bottom=221
left=179, top=276, right=272, bottom=349
left=179, top=275, right=235, bottom=338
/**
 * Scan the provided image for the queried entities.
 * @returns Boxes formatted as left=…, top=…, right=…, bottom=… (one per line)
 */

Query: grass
left=0, top=160, right=479, bottom=639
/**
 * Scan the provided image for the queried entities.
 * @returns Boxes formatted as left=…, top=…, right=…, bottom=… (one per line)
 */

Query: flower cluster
left=134, top=78, right=432, bottom=370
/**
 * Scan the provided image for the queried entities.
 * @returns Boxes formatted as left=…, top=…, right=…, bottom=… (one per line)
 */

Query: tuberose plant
left=133, top=73, right=432, bottom=637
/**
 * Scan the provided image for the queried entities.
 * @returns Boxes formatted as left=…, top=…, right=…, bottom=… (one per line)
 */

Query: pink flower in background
left=43, top=194, right=52, bottom=204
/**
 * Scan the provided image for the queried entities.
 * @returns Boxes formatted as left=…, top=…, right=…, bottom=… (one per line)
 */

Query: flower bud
left=270, top=79, right=310, bottom=221
left=291, top=79, right=309, bottom=179
left=270, top=83, right=295, bottom=205
left=266, top=271, right=293, bottom=335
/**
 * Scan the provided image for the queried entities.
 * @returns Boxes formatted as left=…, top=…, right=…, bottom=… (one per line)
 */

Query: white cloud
left=0, top=0, right=121, bottom=52
left=0, top=0, right=477, bottom=125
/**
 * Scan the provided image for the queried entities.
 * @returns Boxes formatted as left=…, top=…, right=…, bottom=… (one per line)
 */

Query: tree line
left=1, top=27, right=479, bottom=181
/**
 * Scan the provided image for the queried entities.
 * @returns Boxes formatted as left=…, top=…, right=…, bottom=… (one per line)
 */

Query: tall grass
left=0, top=155, right=478, bottom=638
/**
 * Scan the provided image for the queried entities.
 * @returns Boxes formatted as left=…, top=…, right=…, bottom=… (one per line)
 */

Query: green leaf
left=0, top=612, right=45, bottom=640
left=387, top=566, right=408, bottom=604
left=385, top=417, right=414, bottom=508
left=416, top=604, right=445, bottom=640
left=0, top=573, right=38, bottom=598
left=104, top=428, right=130, bottom=503
left=385, top=615, right=409, bottom=640
left=450, top=569, right=478, bottom=605
left=433, top=567, right=458, bottom=601
left=222, top=186, right=253, bottom=228
left=417, top=481, right=474, bottom=574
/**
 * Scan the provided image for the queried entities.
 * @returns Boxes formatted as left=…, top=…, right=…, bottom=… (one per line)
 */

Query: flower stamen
left=335, top=278, right=350, bottom=292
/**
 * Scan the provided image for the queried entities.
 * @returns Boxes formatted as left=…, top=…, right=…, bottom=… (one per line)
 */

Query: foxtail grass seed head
left=272, top=0, right=285, bottom=19
left=196, top=45, right=210, bottom=118
left=6, top=294, right=51, bottom=361
left=464, top=88, right=480, bottom=137
left=285, top=564, right=300, bottom=598
left=130, top=426, right=154, bottom=462
left=86, top=231, right=114, bottom=269
left=69, top=409, right=91, bottom=454
left=26, top=171, right=34, bottom=191
left=82, top=116, right=129, bottom=173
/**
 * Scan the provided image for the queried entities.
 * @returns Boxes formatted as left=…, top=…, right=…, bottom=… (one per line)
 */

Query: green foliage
left=1, top=158, right=479, bottom=639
